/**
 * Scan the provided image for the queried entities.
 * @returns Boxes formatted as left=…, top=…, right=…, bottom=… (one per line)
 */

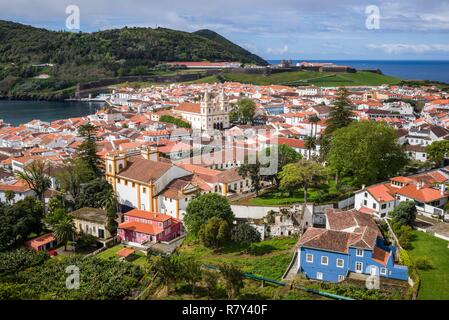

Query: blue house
left=298, top=209, right=408, bottom=283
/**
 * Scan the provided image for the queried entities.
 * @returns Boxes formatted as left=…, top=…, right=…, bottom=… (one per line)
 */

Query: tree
left=101, top=188, right=118, bottom=237
left=308, top=114, right=321, bottom=138
left=44, top=208, right=67, bottom=228
left=198, top=217, right=231, bottom=249
left=184, top=193, right=234, bottom=237
left=324, top=88, right=353, bottom=135
left=53, top=215, right=75, bottom=251
left=278, top=159, right=328, bottom=203
left=304, top=136, right=317, bottom=159
left=264, top=145, right=301, bottom=186
left=328, top=121, right=407, bottom=186
left=74, top=178, right=114, bottom=209
left=181, top=257, right=202, bottom=296
left=426, top=140, right=449, bottom=166
left=4, top=190, right=14, bottom=204
left=15, top=160, right=51, bottom=204
left=238, top=161, right=262, bottom=196
left=56, top=159, right=92, bottom=200
left=232, top=98, right=256, bottom=124
left=77, top=123, right=101, bottom=178
left=231, top=223, right=261, bottom=245
left=220, top=263, right=244, bottom=299
left=148, top=255, right=178, bottom=293
left=389, top=201, right=417, bottom=226
left=0, top=197, right=44, bottom=251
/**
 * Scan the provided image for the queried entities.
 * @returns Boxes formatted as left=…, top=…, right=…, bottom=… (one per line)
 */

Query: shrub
left=198, top=217, right=230, bottom=249
left=76, top=232, right=97, bottom=249
left=246, top=243, right=276, bottom=256
left=415, top=256, right=433, bottom=270
left=231, top=223, right=261, bottom=245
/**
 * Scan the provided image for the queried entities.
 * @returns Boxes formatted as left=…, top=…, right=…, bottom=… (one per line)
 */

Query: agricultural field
left=189, top=70, right=401, bottom=87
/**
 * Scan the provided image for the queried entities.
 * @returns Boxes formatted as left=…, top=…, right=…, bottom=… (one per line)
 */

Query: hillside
left=0, top=20, right=267, bottom=99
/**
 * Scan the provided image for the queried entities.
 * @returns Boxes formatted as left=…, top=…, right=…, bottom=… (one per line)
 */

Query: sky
left=1, top=0, right=449, bottom=60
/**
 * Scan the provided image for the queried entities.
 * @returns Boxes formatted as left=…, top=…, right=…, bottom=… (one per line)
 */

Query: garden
left=407, top=231, right=449, bottom=300
left=177, top=236, right=298, bottom=280
left=244, top=178, right=356, bottom=206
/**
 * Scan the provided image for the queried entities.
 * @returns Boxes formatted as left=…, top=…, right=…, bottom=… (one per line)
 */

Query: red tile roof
left=118, top=221, right=163, bottom=235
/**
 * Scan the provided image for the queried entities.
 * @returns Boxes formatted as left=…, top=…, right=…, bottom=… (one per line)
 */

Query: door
left=355, top=262, right=363, bottom=273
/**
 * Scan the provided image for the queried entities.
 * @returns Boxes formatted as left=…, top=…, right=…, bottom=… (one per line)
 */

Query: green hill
left=0, top=20, right=267, bottom=99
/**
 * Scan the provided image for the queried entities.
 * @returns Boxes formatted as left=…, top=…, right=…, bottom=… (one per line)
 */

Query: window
left=338, top=275, right=345, bottom=282
left=336, top=259, right=344, bottom=268
left=380, top=268, right=387, bottom=275
left=321, top=256, right=329, bottom=265
left=142, top=187, right=146, bottom=193
left=355, top=262, right=363, bottom=273
left=316, top=272, right=323, bottom=280
left=305, top=254, right=313, bottom=263
left=98, top=229, right=105, bottom=239
left=363, top=200, right=367, bottom=206
left=372, top=203, right=377, bottom=209
left=356, top=249, right=364, bottom=257
left=364, top=192, right=368, bottom=198
left=381, top=203, right=387, bottom=209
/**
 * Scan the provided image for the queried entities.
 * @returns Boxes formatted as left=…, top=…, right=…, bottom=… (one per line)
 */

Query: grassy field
left=178, top=237, right=298, bottom=280
left=408, top=231, right=449, bottom=300
left=188, top=70, right=401, bottom=87
left=96, top=245, right=148, bottom=268
left=244, top=178, right=355, bottom=206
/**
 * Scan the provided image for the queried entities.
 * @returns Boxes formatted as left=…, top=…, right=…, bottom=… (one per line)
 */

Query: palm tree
left=308, top=114, right=321, bottom=138
left=101, top=185, right=119, bottom=237
left=4, top=190, right=14, bottom=204
left=15, top=160, right=51, bottom=204
left=54, top=216, right=75, bottom=251
left=304, top=136, right=317, bottom=160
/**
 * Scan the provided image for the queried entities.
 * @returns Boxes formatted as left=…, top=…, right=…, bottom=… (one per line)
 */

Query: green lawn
left=408, top=231, right=449, bottom=300
left=246, top=179, right=355, bottom=206
left=178, top=237, right=297, bottom=280
left=96, top=245, right=148, bottom=267
left=190, top=70, right=401, bottom=87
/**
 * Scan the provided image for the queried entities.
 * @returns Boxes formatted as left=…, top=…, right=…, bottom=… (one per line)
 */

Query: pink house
left=118, top=209, right=182, bottom=245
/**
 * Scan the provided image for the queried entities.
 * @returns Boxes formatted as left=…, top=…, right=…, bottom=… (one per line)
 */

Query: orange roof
left=396, top=184, right=447, bottom=203
left=390, top=176, right=414, bottom=184
left=125, top=209, right=172, bottom=222
left=116, top=247, right=135, bottom=257
left=175, top=102, right=201, bottom=114
left=366, top=184, right=395, bottom=202
left=372, top=246, right=390, bottom=266
left=118, top=221, right=163, bottom=235
left=277, top=137, right=306, bottom=149
left=26, top=233, right=56, bottom=250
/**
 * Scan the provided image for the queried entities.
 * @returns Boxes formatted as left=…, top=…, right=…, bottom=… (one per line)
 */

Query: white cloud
left=367, top=43, right=449, bottom=54
left=267, top=45, right=289, bottom=55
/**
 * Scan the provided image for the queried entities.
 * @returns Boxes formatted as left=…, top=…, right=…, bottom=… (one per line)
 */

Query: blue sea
left=268, top=60, right=449, bottom=84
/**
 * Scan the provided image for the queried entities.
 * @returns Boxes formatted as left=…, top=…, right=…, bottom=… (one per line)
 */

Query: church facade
left=174, top=90, right=231, bottom=130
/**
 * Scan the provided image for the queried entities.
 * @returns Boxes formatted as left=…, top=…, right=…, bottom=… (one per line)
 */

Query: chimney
left=362, top=184, right=366, bottom=190
left=441, top=184, right=445, bottom=195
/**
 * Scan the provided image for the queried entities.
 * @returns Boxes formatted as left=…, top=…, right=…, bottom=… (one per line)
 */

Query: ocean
left=0, top=100, right=103, bottom=126
left=268, top=60, right=449, bottom=84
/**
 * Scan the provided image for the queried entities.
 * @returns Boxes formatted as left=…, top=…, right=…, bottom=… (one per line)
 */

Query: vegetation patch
left=407, top=231, right=449, bottom=300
